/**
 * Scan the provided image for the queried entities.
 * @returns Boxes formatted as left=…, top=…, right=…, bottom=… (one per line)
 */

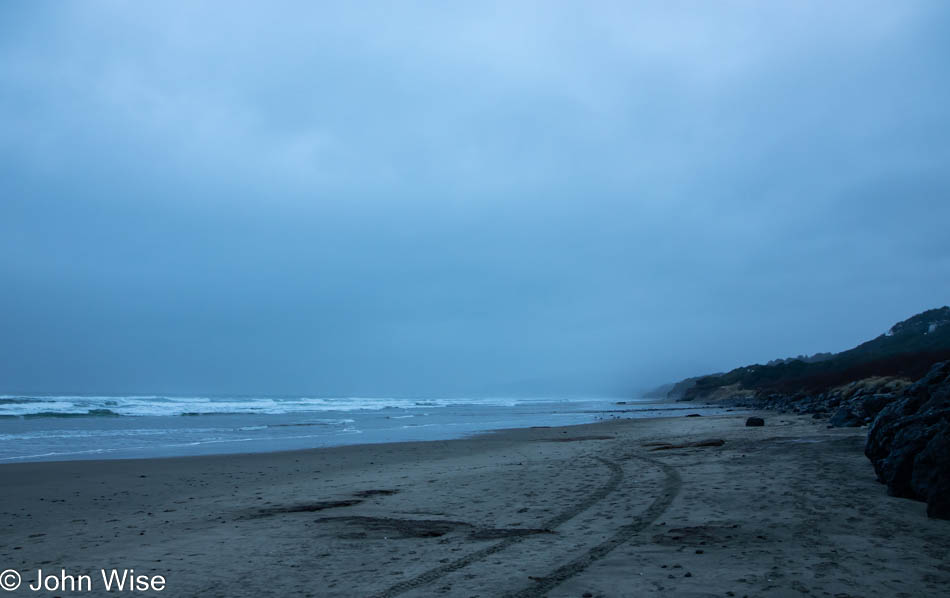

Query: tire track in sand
left=503, top=453, right=681, bottom=598
left=369, top=456, right=624, bottom=598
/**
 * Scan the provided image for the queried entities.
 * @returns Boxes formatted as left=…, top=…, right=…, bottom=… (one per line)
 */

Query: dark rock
left=745, top=417, right=764, bottom=427
left=913, top=420, right=950, bottom=519
left=861, top=394, right=896, bottom=420
left=866, top=361, right=950, bottom=519
left=829, top=405, right=862, bottom=427
left=685, top=413, right=702, bottom=417
left=832, top=392, right=899, bottom=427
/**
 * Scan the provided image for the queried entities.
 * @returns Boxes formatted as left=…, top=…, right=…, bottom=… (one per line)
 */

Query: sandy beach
left=2, top=413, right=949, bottom=597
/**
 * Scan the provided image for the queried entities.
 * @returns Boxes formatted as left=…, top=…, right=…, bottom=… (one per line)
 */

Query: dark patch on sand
left=543, top=435, right=615, bottom=443
left=467, top=527, right=554, bottom=540
left=315, top=516, right=553, bottom=540
left=651, top=524, right=743, bottom=546
left=353, top=489, right=400, bottom=498
left=244, top=499, right=363, bottom=519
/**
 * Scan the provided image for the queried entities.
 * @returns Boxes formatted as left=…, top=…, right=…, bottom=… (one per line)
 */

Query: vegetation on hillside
left=683, top=307, right=950, bottom=397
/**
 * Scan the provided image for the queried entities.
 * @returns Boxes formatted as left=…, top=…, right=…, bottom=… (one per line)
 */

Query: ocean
left=0, top=394, right=717, bottom=462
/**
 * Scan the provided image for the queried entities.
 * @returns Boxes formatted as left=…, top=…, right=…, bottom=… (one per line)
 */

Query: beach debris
left=685, top=413, right=702, bottom=417
left=645, top=439, right=725, bottom=451
left=745, top=417, right=765, bottom=427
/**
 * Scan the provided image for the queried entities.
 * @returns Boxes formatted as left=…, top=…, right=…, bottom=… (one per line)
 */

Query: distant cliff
left=678, top=306, right=950, bottom=403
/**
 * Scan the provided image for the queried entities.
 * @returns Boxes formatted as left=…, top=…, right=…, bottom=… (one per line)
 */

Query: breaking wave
left=0, top=394, right=584, bottom=418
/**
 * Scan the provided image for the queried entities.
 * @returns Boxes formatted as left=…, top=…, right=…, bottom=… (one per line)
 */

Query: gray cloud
left=2, top=1, right=949, bottom=396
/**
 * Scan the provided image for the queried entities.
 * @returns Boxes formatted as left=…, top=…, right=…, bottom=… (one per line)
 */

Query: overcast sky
left=1, top=1, right=949, bottom=397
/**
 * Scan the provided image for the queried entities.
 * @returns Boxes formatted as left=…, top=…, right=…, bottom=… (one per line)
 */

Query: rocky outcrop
left=865, top=361, right=950, bottom=519
left=826, top=379, right=908, bottom=427
left=689, top=376, right=909, bottom=427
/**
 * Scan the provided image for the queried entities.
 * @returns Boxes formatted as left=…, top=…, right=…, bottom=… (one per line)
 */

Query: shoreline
left=2, top=413, right=949, bottom=596
left=0, top=400, right=732, bottom=464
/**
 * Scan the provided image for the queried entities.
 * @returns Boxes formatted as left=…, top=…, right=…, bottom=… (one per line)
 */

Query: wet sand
left=2, top=413, right=949, bottom=597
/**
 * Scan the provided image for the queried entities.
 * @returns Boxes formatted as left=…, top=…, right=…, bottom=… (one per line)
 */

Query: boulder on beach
left=746, top=417, right=765, bottom=427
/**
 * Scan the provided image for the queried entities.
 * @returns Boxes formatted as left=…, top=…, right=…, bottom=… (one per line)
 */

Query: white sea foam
left=0, top=394, right=601, bottom=418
